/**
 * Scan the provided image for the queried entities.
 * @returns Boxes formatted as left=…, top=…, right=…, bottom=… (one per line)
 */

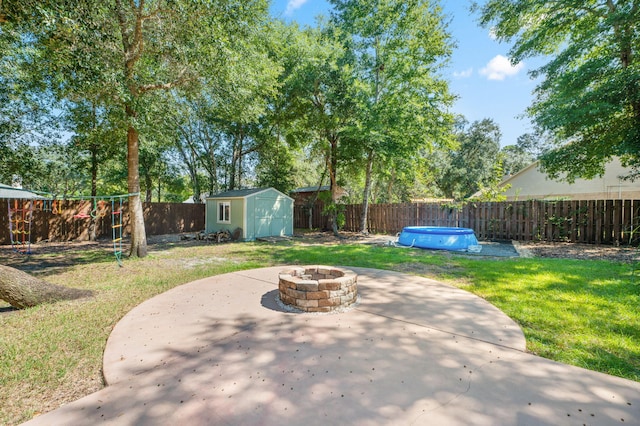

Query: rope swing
left=7, top=199, right=33, bottom=254
left=111, top=197, right=124, bottom=267
left=4, top=192, right=136, bottom=265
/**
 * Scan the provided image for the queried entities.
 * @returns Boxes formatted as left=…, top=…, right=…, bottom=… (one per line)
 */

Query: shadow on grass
left=1, top=246, right=117, bottom=276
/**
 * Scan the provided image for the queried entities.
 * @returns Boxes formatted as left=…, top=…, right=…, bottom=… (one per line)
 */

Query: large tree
left=0, top=2, right=61, bottom=189
left=285, top=25, right=358, bottom=235
left=165, top=15, right=280, bottom=195
left=475, top=0, right=640, bottom=181
left=330, top=0, right=455, bottom=233
left=438, top=118, right=502, bottom=199
left=2, top=0, right=270, bottom=257
left=500, top=143, right=534, bottom=177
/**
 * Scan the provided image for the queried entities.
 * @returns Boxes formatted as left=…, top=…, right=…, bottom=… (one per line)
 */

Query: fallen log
left=0, top=265, right=94, bottom=309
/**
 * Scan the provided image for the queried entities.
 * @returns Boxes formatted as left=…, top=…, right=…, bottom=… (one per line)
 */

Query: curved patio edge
left=102, top=266, right=526, bottom=385
left=22, top=266, right=639, bottom=426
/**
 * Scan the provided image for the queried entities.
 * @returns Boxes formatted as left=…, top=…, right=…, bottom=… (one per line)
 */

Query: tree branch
left=115, top=0, right=132, bottom=52
left=137, top=68, right=191, bottom=93
left=141, top=8, right=172, bottom=22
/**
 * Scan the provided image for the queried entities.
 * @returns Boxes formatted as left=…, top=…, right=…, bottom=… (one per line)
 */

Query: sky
left=270, top=0, right=545, bottom=147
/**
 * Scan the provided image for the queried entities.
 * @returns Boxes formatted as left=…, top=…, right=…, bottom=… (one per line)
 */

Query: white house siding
left=499, top=158, right=640, bottom=201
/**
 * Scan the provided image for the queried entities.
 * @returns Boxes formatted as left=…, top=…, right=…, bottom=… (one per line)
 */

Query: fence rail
left=1, top=200, right=204, bottom=245
left=298, top=199, right=640, bottom=245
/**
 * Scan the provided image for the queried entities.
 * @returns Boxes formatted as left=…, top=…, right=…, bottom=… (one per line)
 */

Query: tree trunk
left=0, top=265, right=93, bottom=309
left=202, top=127, right=219, bottom=196
left=144, top=172, right=153, bottom=203
left=229, top=145, right=238, bottom=190
left=387, top=167, right=396, bottom=202
left=207, top=144, right=218, bottom=195
left=230, top=129, right=244, bottom=190
left=360, top=149, right=375, bottom=234
left=126, top=113, right=148, bottom=258
left=190, top=161, right=200, bottom=203
left=174, top=131, right=201, bottom=202
left=327, top=135, right=340, bottom=236
left=237, top=130, right=243, bottom=189
left=89, top=138, right=98, bottom=241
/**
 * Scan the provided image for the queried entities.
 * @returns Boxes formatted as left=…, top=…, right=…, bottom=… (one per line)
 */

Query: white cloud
left=453, top=68, right=473, bottom=79
left=489, top=27, right=498, bottom=40
left=479, top=55, right=524, bottom=81
left=285, top=0, right=309, bottom=16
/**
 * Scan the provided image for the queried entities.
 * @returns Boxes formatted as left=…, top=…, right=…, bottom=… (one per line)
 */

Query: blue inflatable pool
left=397, top=226, right=479, bottom=251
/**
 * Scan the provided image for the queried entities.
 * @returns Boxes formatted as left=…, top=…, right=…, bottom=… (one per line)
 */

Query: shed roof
left=0, top=183, right=45, bottom=199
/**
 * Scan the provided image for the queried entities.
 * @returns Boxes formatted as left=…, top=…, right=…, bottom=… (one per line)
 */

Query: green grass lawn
left=1, top=239, right=639, bottom=424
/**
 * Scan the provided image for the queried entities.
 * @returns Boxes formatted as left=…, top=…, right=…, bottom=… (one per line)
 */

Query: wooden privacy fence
left=4, top=198, right=640, bottom=246
left=293, top=200, right=329, bottom=230
left=0, top=199, right=205, bottom=245
left=298, top=199, right=640, bottom=245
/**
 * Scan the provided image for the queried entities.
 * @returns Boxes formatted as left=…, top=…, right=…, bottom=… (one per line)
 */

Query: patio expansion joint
left=232, top=270, right=281, bottom=286
left=354, top=307, right=527, bottom=354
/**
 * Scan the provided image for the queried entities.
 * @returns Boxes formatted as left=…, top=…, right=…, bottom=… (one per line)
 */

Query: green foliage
left=475, top=0, right=640, bottom=182
left=469, top=155, right=511, bottom=202
left=0, top=0, right=484, bottom=211
left=329, top=0, right=455, bottom=221
left=0, top=9, right=63, bottom=188
left=279, top=23, right=358, bottom=233
left=437, top=118, right=502, bottom=199
left=255, top=139, right=296, bottom=193
left=500, top=144, right=534, bottom=176
left=515, top=131, right=554, bottom=159
left=1, top=0, right=277, bottom=201
left=324, top=203, right=346, bottom=229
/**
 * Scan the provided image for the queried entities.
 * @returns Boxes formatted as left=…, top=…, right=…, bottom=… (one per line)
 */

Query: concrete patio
left=23, top=267, right=639, bottom=425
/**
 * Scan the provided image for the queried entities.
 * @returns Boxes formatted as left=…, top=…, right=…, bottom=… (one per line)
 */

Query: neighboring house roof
left=291, top=185, right=331, bottom=193
left=290, top=185, right=348, bottom=198
left=207, top=187, right=293, bottom=201
left=0, top=183, right=45, bottom=199
left=491, top=157, right=640, bottom=201
left=182, top=194, right=208, bottom=203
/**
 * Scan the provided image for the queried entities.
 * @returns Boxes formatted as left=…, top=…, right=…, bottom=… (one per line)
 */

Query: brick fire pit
left=278, top=266, right=358, bottom=313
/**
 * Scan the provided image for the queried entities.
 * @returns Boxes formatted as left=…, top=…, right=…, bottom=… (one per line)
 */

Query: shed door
left=254, top=196, right=287, bottom=238
left=254, top=197, right=272, bottom=238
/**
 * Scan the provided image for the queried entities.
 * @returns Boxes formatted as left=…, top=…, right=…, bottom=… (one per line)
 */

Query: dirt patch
left=0, top=234, right=215, bottom=275
left=292, top=230, right=397, bottom=246
left=0, top=240, right=114, bottom=275
left=2, top=232, right=638, bottom=273
left=514, top=241, right=639, bottom=263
